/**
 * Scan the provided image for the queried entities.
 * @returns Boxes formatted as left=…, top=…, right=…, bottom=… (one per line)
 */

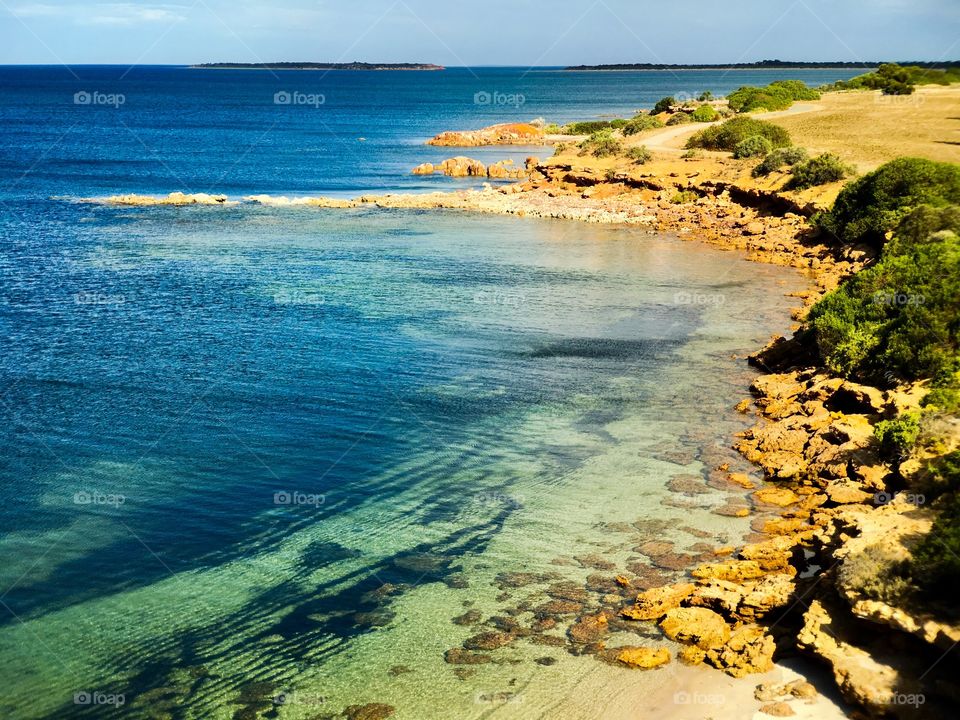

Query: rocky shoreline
left=83, top=120, right=959, bottom=717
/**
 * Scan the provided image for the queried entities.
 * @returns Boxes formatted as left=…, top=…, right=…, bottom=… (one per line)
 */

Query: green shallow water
left=0, top=206, right=808, bottom=718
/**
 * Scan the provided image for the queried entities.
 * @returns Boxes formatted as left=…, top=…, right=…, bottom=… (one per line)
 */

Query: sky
left=1, top=0, right=959, bottom=66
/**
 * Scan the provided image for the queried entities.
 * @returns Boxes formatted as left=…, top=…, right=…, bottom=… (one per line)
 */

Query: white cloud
left=11, top=3, right=188, bottom=25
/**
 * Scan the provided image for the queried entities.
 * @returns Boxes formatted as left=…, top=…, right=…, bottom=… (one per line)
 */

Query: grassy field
left=772, top=86, right=960, bottom=170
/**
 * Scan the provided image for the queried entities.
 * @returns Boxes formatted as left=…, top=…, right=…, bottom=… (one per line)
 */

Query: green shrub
left=807, top=207, right=960, bottom=382
left=566, top=120, right=619, bottom=135
left=733, top=135, right=774, bottom=159
left=830, top=63, right=918, bottom=96
left=875, top=412, right=922, bottom=457
left=610, top=118, right=628, bottom=129
left=623, top=114, right=664, bottom=135
left=670, top=190, right=698, bottom=204
left=817, top=158, right=960, bottom=248
left=680, top=148, right=702, bottom=159
left=727, top=80, right=820, bottom=113
left=553, top=142, right=569, bottom=156
left=787, top=153, right=854, bottom=189
left=625, top=145, right=652, bottom=164
left=666, top=112, right=693, bottom=126
left=686, top=116, right=791, bottom=152
left=752, top=146, right=809, bottom=177
left=698, top=91, right=714, bottom=102
left=843, top=544, right=914, bottom=603
left=579, top=129, right=622, bottom=158
left=910, top=491, right=960, bottom=607
left=691, top=105, right=720, bottom=122
left=543, top=123, right=564, bottom=135
left=653, top=96, right=675, bottom=114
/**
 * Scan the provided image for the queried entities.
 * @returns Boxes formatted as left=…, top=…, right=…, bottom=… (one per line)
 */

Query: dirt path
left=640, top=102, right=826, bottom=152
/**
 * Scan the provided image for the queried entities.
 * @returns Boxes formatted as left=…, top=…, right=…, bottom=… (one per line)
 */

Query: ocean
left=0, top=66, right=859, bottom=719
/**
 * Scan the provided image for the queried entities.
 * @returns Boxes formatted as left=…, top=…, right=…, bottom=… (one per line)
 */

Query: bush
left=653, top=96, right=675, bottom=114
left=816, top=158, right=960, bottom=248
left=829, top=63, right=918, bottom=96
left=623, top=114, right=664, bottom=135
left=787, top=153, right=854, bottom=189
left=543, top=123, right=564, bottom=135
left=579, top=129, right=622, bottom=158
left=698, top=91, right=714, bottom=102
left=910, top=491, right=960, bottom=607
left=610, top=118, right=628, bottom=129
left=666, top=112, right=693, bottom=126
left=670, top=190, right=698, bottom=204
left=727, top=80, right=820, bottom=113
left=807, top=206, right=960, bottom=382
left=691, top=104, right=720, bottom=122
left=733, top=135, right=774, bottom=159
left=843, top=544, right=914, bottom=603
left=625, top=145, right=652, bottom=164
left=686, top=116, right=791, bottom=152
left=566, top=120, right=620, bottom=135
left=875, top=412, right=922, bottom=457
left=680, top=148, right=702, bottom=159
left=752, top=146, right=809, bottom=177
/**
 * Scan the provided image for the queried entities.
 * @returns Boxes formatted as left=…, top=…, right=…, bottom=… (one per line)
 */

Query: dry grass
left=771, top=86, right=960, bottom=171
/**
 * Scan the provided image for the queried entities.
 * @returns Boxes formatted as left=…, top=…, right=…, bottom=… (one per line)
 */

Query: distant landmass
left=564, top=60, right=960, bottom=71
left=193, top=62, right=445, bottom=71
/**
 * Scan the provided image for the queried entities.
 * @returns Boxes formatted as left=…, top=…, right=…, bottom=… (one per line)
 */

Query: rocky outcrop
left=427, top=123, right=546, bottom=147
left=660, top=607, right=731, bottom=649
left=97, top=192, right=235, bottom=206
left=412, top=157, right=530, bottom=180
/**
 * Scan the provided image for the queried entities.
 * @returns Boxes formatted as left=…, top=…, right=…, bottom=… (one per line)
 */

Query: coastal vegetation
left=686, top=116, right=791, bottom=152
left=751, top=146, right=809, bottom=176
left=826, top=62, right=960, bottom=95
left=625, top=145, right=652, bottom=164
left=816, top=157, right=960, bottom=248
left=785, top=153, right=854, bottom=189
left=579, top=128, right=622, bottom=157
left=809, top=199, right=960, bottom=383
left=732, top=135, right=773, bottom=158
left=727, top=79, right=820, bottom=112
left=622, top=114, right=664, bottom=135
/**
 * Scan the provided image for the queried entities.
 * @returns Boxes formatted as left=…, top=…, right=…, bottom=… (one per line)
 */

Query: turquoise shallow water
left=0, top=65, right=838, bottom=718
left=0, top=204, right=808, bottom=718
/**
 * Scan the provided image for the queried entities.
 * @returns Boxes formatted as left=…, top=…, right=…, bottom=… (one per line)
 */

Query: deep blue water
left=0, top=66, right=853, bottom=719
left=0, top=65, right=861, bottom=198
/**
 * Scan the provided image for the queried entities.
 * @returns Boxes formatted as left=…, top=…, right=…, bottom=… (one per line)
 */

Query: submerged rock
left=621, top=583, right=695, bottom=621
left=616, top=646, right=671, bottom=669
left=343, top=703, right=396, bottom=720
left=463, top=632, right=515, bottom=651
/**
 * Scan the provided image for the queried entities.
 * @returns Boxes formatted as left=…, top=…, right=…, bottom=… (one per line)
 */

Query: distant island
left=564, top=59, right=960, bottom=71
left=193, top=62, right=445, bottom=71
